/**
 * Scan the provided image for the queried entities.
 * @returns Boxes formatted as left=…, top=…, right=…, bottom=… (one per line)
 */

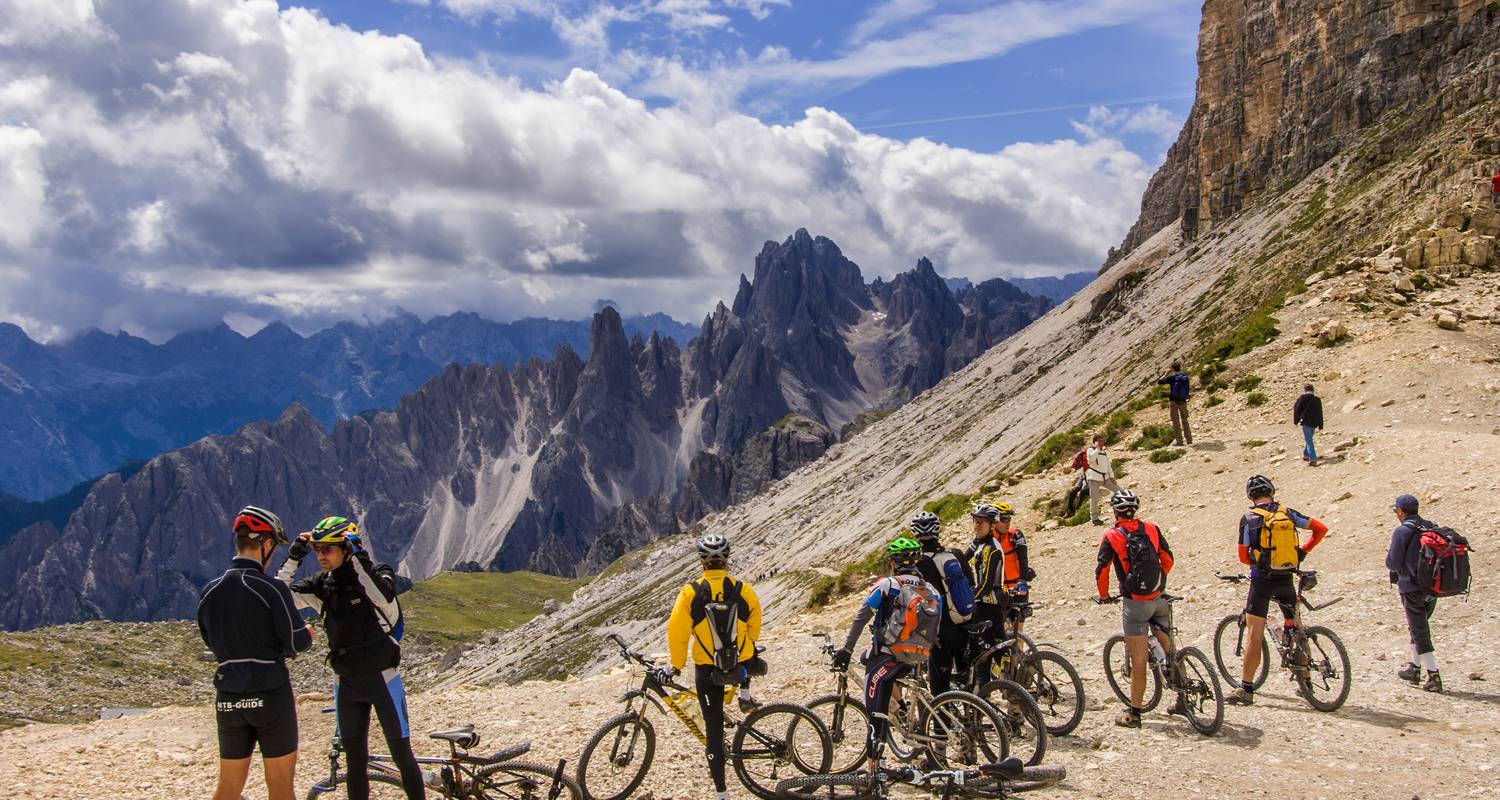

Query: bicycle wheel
left=804, top=694, right=871, bottom=774
left=732, top=702, right=834, bottom=800
left=303, top=772, right=409, bottom=799
left=917, top=690, right=1008, bottom=769
left=1211, top=613, right=1269, bottom=689
left=576, top=711, right=655, bottom=800
left=476, top=760, right=584, bottom=800
left=1297, top=626, right=1352, bottom=712
left=1017, top=650, right=1085, bottom=736
left=774, top=772, right=880, bottom=800
left=975, top=678, right=1046, bottom=766
left=1173, top=647, right=1223, bottom=737
left=968, top=764, right=1069, bottom=797
left=1102, top=635, right=1161, bottom=712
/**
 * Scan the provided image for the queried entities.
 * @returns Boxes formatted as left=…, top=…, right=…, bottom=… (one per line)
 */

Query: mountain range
left=0, top=231, right=1055, bottom=630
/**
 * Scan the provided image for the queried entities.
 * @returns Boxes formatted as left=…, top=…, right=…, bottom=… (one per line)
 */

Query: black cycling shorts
left=216, top=682, right=298, bottom=759
left=1244, top=573, right=1298, bottom=620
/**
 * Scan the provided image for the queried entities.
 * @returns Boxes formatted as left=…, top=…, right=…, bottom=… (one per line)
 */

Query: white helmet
left=696, top=533, right=730, bottom=559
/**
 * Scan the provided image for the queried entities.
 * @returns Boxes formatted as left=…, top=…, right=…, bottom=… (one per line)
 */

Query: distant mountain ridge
left=0, top=230, right=1054, bottom=630
left=0, top=309, right=698, bottom=500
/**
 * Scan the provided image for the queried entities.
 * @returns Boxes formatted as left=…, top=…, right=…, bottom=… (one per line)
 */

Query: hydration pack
left=691, top=578, right=746, bottom=673
left=1249, top=504, right=1302, bottom=573
left=880, top=575, right=943, bottom=664
left=1119, top=523, right=1164, bottom=599
left=1413, top=523, right=1472, bottom=598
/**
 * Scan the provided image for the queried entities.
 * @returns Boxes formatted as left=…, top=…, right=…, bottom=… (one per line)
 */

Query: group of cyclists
left=198, top=465, right=1450, bottom=799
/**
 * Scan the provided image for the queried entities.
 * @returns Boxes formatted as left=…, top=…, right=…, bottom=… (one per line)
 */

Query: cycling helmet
left=696, top=533, right=730, bottom=559
left=886, top=536, right=923, bottom=565
left=992, top=501, right=1015, bottom=517
left=970, top=503, right=1000, bottom=521
left=1108, top=489, right=1140, bottom=516
left=233, top=506, right=287, bottom=545
left=909, top=511, right=941, bottom=539
left=1246, top=475, right=1275, bottom=498
left=309, top=515, right=359, bottom=545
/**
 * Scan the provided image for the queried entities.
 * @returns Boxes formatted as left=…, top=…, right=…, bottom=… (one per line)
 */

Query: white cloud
left=847, top=0, right=938, bottom=45
left=1079, top=103, right=1184, bottom=148
left=0, top=0, right=1151, bottom=341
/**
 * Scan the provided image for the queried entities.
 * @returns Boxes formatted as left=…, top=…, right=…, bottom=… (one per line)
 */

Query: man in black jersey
left=198, top=505, right=314, bottom=800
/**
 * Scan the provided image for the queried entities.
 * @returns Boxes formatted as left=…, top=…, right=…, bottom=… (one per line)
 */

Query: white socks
left=1418, top=651, right=1439, bottom=672
left=1409, top=645, right=1419, bottom=665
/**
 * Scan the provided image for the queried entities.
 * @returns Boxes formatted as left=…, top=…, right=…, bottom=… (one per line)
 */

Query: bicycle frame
left=1221, top=571, right=1342, bottom=663
left=605, top=634, right=741, bottom=747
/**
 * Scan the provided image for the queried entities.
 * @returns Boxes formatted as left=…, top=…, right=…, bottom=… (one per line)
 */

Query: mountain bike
left=960, top=600, right=1085, bottom=737
left=305, top=709, right=581, bottom=799
left=1211, top=570, right=1352, bottom=711
left=575, top=633, right=832, bottom=800
left=805, top=633, right=875, bottom=774
left=775, top=756, right=1066, bottom=800
left=865, top=660, right=1009, bottom=771
left=1099, top=594, right=1224, bottom=736
left=952, top=621, right=1046, bottom=767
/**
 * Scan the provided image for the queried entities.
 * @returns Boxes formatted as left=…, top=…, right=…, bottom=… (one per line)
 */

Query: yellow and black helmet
left=309, top=515, right=359, bottom=544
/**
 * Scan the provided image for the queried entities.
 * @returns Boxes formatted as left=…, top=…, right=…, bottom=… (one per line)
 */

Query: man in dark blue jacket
left=1157, top=362, right=1193, bottom=446
left=198, top=506, right=315, bottom=800
left=1384, top=494, right=1442, bottom=693
left=909, top=511, right=977, bottom=695
left=1293, top=385, right=1324, bottom=466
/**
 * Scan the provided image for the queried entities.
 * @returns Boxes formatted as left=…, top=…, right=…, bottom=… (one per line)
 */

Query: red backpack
left=1413, top=523, right=1473, bottom=598
left=1070, top=449, right=1088, bottom=470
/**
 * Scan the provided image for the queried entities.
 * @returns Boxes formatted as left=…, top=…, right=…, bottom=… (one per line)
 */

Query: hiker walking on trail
left=1385, top=495, right=1449, bottom=694
left=1085, top=434, right=1122, bottom=526
left=198, top=507, right=313, bottom=800
left=1293, top=384, right=1324, bottom=466
left=1158, top=361, right=1193, bottom=446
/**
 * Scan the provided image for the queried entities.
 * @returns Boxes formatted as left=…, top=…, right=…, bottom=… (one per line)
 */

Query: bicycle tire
left=1297, top=626, right=1352, bottom=712
left=774, top=772, right=879, bottom=800
left=918, top=690, right=1008, bottom=768
left=303, top=772, right=408, bottom=799
left=974, top=678, right=1046, bottom=766
left=1211, top=613, right=1269, bottom=689
left=576, top=711, right=655, bottom=800
left=1101, top=635, right=1161, bottom=712
left=968, top=764, right=1069, bottom=796
left=1018, top=650, right=1085, bottom=736
left=733, top=702, right=834, bottom=800
left=804, top=694, right=871, bottom=774
left=475, top=760, right=584, bottom=800
left=1173, top=647, right=1224, bottom=737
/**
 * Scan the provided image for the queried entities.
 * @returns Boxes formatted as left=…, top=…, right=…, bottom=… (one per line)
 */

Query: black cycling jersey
left=282, top=551, right=402, bottom=679
left=198, top=557, right=314, bottom=694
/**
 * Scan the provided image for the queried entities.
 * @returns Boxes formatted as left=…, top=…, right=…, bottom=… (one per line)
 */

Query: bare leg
left=1241, top=614, right=1267, bottom=686
left=263, top=751, right=298, bottom=800
left=212, top=757, right=252, bottom=800
left=1126, top=635, right=1150, bottom=708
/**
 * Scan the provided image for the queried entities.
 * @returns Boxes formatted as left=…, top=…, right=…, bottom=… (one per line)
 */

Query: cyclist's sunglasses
left=997, top=515, right=1013, bottom=522
left=313, top=544, right=344, bottom=555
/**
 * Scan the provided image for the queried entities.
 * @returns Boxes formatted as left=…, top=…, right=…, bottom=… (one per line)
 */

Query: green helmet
left=886, top=536, right=922, bottom=562
left=309, top=515, right=359, bottom=544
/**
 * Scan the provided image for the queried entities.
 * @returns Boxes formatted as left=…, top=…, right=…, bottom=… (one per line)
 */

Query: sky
left=0, top=0, right=1199, bottom=342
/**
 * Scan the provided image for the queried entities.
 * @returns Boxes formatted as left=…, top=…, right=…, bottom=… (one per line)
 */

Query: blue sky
left=0, top=0, right=1203, bottom=341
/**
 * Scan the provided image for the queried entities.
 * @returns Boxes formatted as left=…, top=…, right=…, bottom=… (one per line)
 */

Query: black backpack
left=691, top=578, right=746, bottom=672
left=1120, top=523, right=1164, bottom=598
left=1411, top=522, right=1473, bottom=598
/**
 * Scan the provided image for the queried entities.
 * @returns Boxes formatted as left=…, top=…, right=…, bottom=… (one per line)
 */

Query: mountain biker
left=831, top=537, right=940, bottom=772
left=965, top=502, right=1031, bottom=641
left=665, top=533, right=764, bottom=800
left=1228, top=475, right=1329, bottom=705
left=910, top=510, right=977, bottom=695
left=279, top=516, right=425, bottom=800
left=1385, top=494, right=1444, bottom=693
left=198, top=506, right=314, bottom=800
left=1094, top=489, right=1177, bottom=728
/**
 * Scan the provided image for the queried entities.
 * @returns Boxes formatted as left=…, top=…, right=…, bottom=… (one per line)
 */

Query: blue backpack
left=1170, top=373, right=1191, bottom=402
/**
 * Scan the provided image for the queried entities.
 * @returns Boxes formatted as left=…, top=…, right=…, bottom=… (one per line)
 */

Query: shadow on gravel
left=1439, top=689, right=1500, bottom=707
left=1265, top=698, right=1429, bottom=731
left=1152, top=719, right=1264, bottom=749
left=1190, top=441, right=1227, bottom=452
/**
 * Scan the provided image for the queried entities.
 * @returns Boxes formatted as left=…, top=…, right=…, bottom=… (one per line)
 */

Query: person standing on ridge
left=1385, top=495, right=1445, bottom=693
left=281, top=516, right=426, bottom=800
left=1227, top=475, right=1328, bottom=705
left=1293, top=384, right=1324, bottom=466
left=910, top=510, right=976, bottom=695
left=1084, top=434, right=1121, bottom=525
left=198, top=506, right=314, bottom=800
left=1158, top=361, right=1193, bottom=446
left=1094, top=490, right=1178, bottom=727
left=666, top=533, right=765, bottom=800
left=1491, top=167, right=1499, bottom=208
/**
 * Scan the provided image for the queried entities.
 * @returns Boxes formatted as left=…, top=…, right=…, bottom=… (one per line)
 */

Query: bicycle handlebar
left=608, top=633, right=655, bottom=666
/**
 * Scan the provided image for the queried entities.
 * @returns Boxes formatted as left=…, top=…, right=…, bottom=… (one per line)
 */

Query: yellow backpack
left=1249, top=504, right=1301, bottom=572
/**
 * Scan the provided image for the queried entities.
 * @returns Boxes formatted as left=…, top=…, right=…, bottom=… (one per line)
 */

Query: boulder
left=1463, top=236, right=1493, bottom=267
left=1471, top=207, right=1500, bottom=237
left=1316, top=319, right=1348, bottom=345
left=1436, top=311, right=1462, bottom=331
left=1437, top=206, right=1467, bottom=229
left=1391, top=275, right=1416, bottom=294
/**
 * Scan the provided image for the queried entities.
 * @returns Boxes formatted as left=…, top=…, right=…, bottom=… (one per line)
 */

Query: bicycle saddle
left=962, top=619, right=994, bottom=635
left=987, top=757, right=1024, bottom=779
left=429, top=726, right=480, bottom=749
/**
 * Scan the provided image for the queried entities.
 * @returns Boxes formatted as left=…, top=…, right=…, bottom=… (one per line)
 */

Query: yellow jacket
left=667, top=569, right=762, bottom=671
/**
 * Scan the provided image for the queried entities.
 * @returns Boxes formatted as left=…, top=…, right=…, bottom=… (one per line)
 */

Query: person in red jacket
left=1227, top=475, right=1329, bottom=705
left=1491, top=168, right=1500, bottom=208
left=1094, top=489, right=1175, bottom=728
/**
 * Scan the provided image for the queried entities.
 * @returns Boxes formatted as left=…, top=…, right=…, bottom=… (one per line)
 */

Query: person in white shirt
left=1085, top=434, right=1122, bottom=525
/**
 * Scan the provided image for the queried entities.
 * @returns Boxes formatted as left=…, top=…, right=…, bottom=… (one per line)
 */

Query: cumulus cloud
left=1077, top=103, right=1185, bottom=151
left=0, top=0, right=1153, bottom=342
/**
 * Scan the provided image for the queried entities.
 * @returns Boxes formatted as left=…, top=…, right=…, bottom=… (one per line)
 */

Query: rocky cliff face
left=0, top=232, right=1051, bottom=630
left=0, top=311, right=698, bottom=500
left=1107, top=0, right=1499, bottom=266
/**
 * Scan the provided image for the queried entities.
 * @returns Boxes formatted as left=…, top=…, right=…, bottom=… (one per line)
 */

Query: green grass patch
left=1112, top=457, right=1130, bottom=480
left=0, top=641, right=62, bottom=671
left=1241, top=439, right=1268, bottom=448
left=1234, top=375, right=1263, bottom=393
left=808, top=547, right=891, bottom=609
left=401, top=571, right=583, bottom=648
left=1149, top=448, right=1187, bottom=464
left=771, top=413, right=802, bottom=430
left=1207, top=395, right=1224, bottom=407
left=923, top=493, right=976, bottom=524
left=1289, top=183, right=1330, bottom=234
left=1131, top=424, right=1175, bottom=450
left=1245, top=392, right=1268, bottom=407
